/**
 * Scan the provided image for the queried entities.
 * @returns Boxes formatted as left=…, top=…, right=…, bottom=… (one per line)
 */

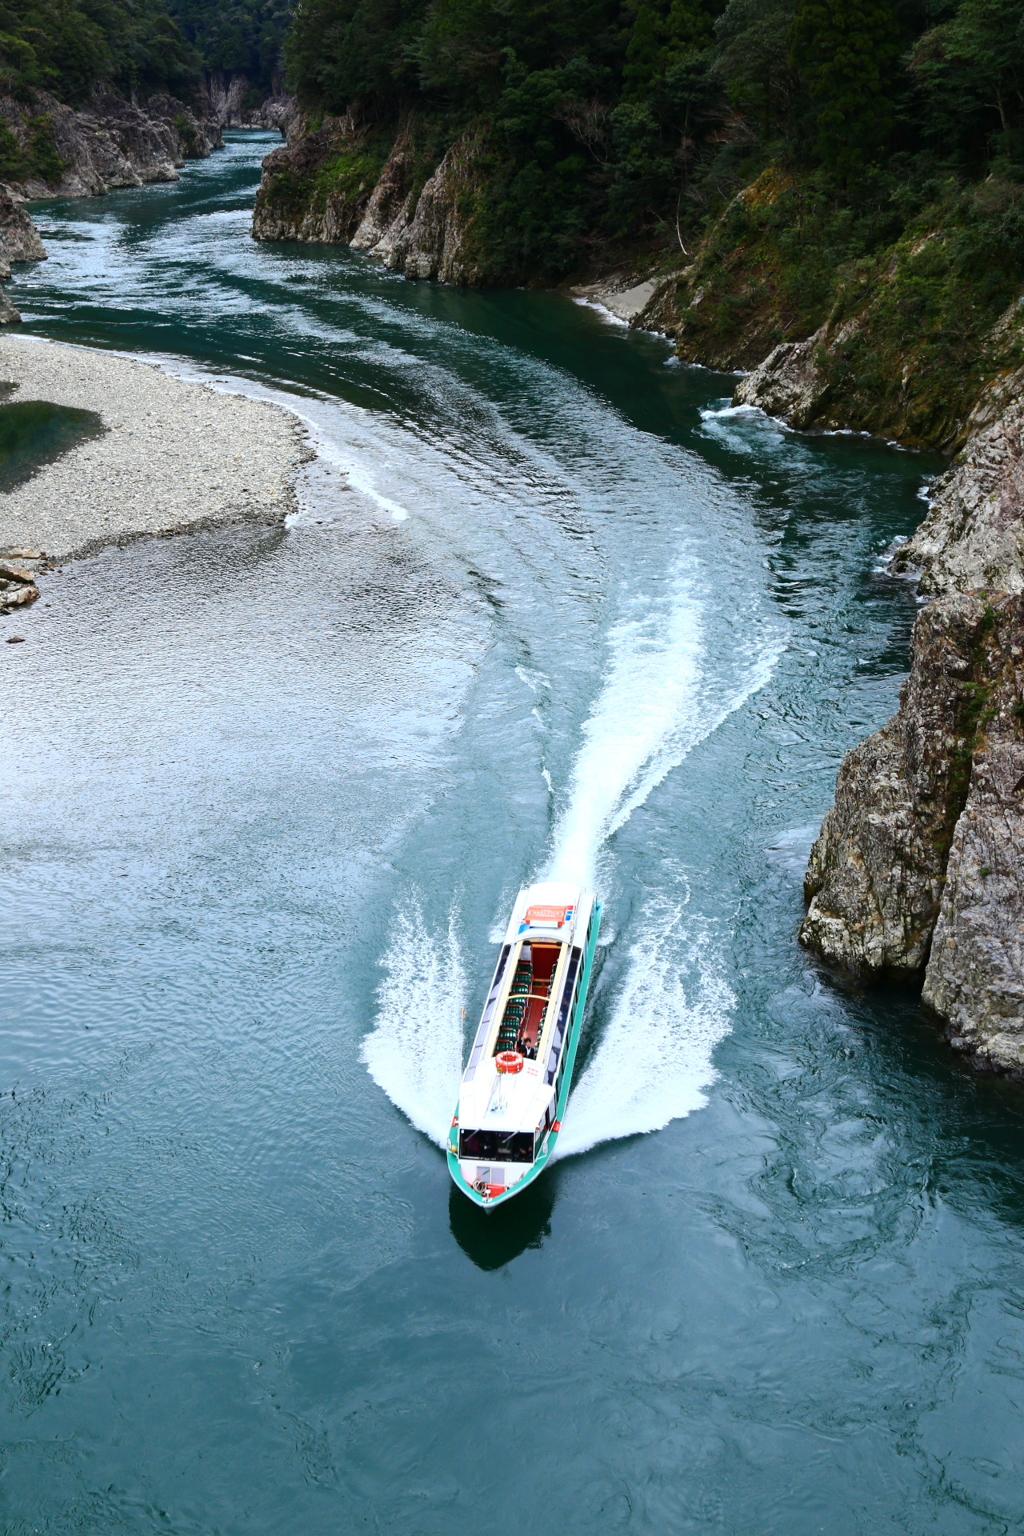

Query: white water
left=361, top=900, right=466, bottom=1147
left=542, top=563, right=783, bottom=1155
left=552, top=889, right=734, bottom=1158
left=546, top=563, right=704, bottom=891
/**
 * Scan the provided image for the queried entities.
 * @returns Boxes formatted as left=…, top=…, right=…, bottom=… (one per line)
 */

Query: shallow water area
left=0, top=396, right=104, bottom=491
left=3, top=133, right=1024, bottom=1534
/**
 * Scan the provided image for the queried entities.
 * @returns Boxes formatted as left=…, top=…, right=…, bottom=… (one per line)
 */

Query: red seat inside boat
left=494, top=942, right=560, bottom=1061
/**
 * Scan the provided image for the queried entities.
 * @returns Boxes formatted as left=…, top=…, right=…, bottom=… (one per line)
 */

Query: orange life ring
left=495, top=1050, right=525, bottom=1074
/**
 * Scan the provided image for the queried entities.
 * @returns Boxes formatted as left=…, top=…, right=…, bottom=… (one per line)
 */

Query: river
left=3, top=130, right=1024, bottom=1535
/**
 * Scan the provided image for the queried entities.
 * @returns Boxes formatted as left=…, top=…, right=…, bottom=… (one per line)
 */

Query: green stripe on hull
left=448, top=902, right=603, bottom=1209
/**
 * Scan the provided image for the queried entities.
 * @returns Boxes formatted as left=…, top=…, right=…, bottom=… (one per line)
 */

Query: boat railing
left=544, top=945, right=581, bottom=1085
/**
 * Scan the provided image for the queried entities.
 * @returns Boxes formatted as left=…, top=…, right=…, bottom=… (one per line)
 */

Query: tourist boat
left=448, top=881, right=602, bottom=1209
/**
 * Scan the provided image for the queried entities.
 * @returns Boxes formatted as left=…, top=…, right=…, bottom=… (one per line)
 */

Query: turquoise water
left=2, top=133, right=1023, bottom=1534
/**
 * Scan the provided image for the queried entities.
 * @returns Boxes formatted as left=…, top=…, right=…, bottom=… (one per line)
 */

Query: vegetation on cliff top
left=166, top=0, right=293, bottom=93
left=284, top=0, right=1024, bottom=277
left=0, top=0, right=201, bottom=102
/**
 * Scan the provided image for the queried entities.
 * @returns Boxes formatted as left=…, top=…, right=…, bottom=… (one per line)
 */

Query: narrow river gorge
left=3, top=131, right=1024, bottom=1535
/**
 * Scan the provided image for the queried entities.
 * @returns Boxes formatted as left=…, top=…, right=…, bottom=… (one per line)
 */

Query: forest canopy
left=0, top=0, right=203, bottom=101
left=165, top=0, right=292, bottom=91
left=0, top=0, right=292, bottom=104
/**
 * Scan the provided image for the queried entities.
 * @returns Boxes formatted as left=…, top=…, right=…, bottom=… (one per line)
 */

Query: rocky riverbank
left=0, top=338, right=310, bottom=586
left=791, top=369, right=1024, bottom=1074
left=681, top=327, right=1022, bottom=1082
left=611, top=180, right=1024, bottom=1078
left=594, top=199, right=1024, bottom=1077
left=0, top=88, right=222, bottom=202
left=251, top=117, right=488, bottom=284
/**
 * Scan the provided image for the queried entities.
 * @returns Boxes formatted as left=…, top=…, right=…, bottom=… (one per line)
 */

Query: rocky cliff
left=639, top=171, right=1024, bottom=456
left=0, top=184, right=46, bottom=322
left=251, top=120, right=485, bottom=284
left=0, top=88, right=221, bottom=201
left=201, top=73, right=298, bottom=135
left=788, top=364, right=1024, bottom=1072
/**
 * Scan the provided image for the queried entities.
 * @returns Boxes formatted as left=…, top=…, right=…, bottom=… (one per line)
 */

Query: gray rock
left=893, top=372, right=1024, bottom=596
left=0, top=89, right=222, bottom=203
left=377, top=137, right=482, bottom=284
left=254, top=123, right=484, bottom=285
left=924, top=735, right=1024, bottom=1071
left=0, top=570, right=37, bottom=611
left=802, top=593, right=992, bottom=974
left=251, top=113, right=370, bottom=244
left=733, top=331, right=826, bottom=423
left=0, top=185, right=45, bottom=263
left=803, top=580, right=1024, bottom=1073
left=350, top=132, right=415, bottom=252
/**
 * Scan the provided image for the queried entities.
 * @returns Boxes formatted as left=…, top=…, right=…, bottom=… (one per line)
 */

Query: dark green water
left=2, top=133, right=1023, bottom=1534
left=0, top=398, right=104, bottom=491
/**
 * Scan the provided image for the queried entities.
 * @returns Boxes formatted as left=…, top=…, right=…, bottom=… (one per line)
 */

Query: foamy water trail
left=547, top=560, right=782, bottom=890
left=553, top=892, right=732, bottom=1158
left=361, top=900, right=465, bottom=1147
left=545, top=565, right=784, bottom=1155
left=547, top=568, right=703, bottom=889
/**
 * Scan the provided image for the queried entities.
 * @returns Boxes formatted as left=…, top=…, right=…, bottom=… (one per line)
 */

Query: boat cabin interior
left=494, top=942, right=561, bottom=1061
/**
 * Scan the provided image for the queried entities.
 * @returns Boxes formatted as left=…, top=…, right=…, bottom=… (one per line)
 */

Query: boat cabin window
left=459, top=1128, right=536, bottom=1163
left=493, top=942, right=561, bottom=1063
left=464, top=945, right=511, bottom=1081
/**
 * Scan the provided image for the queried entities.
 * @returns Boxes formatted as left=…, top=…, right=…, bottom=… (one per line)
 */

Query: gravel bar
left=0, top=336, right=309, bottom=560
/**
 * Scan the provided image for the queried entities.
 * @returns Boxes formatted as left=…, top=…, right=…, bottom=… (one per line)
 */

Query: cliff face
left=200, top=72, right=298, bottom=135
left=794, top=375, right=1024, bottom=1071
left=0, top=89, right=221, bottom=201
left=890, top=373, right=1024, bottom=596
left=640, top=172, right=1024, bottom=456
left=0, top=184, right=46, bottom=322
left=251, top=121, right=485, bottom=284
left=250, top=113, right=375, bottom=243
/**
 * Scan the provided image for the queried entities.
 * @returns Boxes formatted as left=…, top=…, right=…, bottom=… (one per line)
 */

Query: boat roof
left=502, top=880, right=587, bottom=945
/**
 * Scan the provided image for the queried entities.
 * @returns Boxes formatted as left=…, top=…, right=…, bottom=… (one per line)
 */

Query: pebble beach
left=0, top=335, right=308, bottom=561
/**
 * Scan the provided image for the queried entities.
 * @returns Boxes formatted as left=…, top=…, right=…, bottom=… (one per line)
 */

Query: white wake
left=365, top=555, right=783, bottom=1157
left=546, top=569, right=703, bottom=889
left=540, top=562, right=780, bottom=1153
left=552, top=891, right=733, bottom=1158
left=361, top=899, right=465, bottom=1147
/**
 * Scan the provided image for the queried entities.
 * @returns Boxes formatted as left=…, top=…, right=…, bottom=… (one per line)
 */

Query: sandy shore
left=569, top=277, right=659, bottom=323
left=0, top=336, right=309, bottom=561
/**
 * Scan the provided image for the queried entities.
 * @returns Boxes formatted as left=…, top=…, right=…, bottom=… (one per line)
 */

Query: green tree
left=911, top=0, right=1024, bottom=166
left=714, top=0, right=796, bottom=140
left=790, top=0, right=899, bottom=177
